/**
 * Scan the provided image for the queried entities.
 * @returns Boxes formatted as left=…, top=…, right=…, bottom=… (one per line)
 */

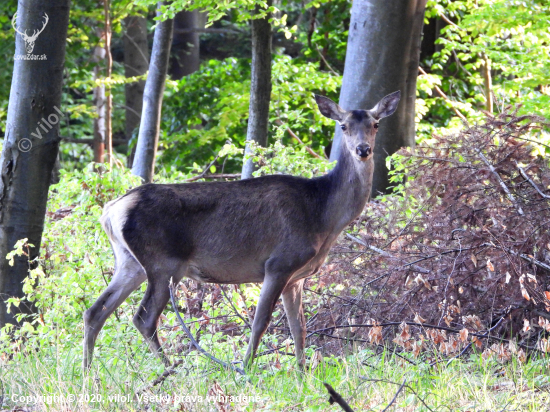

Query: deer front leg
left=243, top=246, right=315, bottom=369
left=243, top=274, right=287, bottom=369
left=282, top=279, right=306, bottom=368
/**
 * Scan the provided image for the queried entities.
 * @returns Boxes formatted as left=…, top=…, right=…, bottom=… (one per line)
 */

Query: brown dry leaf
left=527, top=274, right=537, bottom=284
left=545, top=291, right=550, bottom=301
left=471, top=253, right=477, bottom=267
left=414, top=313, right=426, bottom=324
left=400, top=321, right=411, bottom=340
left=521, top=286, right=531, bottom=301
left=522, top=319, right=531, bottom=333
left=368, top=326, right=383, bottom=345
left=538, top=317, right=550, bottom=332
left=393, top=334, right=405, bottom=347
left=415, top=274, right=432, bottom=290
left=505, top=272, right=511, bottom=284
left=459, top=328, right=469, bottom=342
left=472, top=336, right=483, bottom=349
left=487, top=259, right=495, bottom=272
left=411, top=340, right=423, bottom=358
left=310, top=350, right=322, bottom=371
left=208, top=381, right=231, bottom=412
left=444, top=314, right=454, bottom=327
left=540, top=338, right=549, bottom=353
left=517, top=349, right=527, bottom=363
left=459, top=286, right=464, bottom=294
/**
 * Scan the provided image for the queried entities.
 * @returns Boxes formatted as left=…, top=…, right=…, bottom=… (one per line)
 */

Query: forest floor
left=1, top=341, right=549, bottom=412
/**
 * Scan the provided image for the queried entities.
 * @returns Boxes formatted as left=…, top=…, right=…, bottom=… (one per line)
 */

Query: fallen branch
left=515, top=161, right=550, bottom=199
left=346, top=233, right=430, bottom=274
left=323, top=383, right=355, bottom=412
left=476, top=148, right=525, bottom=216
left=169, top=279, right=247, bottom=376
left=381, top=379, right=407, bottom=412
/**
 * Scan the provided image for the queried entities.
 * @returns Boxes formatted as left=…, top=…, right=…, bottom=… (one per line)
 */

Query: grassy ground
left=1, top=338, right=549, bottom=412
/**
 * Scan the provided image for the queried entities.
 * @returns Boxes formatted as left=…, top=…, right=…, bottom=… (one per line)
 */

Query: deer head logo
left=12, top=12, right=49, bottom=55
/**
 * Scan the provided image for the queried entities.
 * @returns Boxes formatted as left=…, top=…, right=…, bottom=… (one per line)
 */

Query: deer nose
left=355, top=144, right=371, bottom=159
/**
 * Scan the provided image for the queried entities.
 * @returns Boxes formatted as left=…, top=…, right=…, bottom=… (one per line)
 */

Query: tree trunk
left=93, top=43, right=106, bottom=163
left=124, top=15, right=149, bottom=168
left=0, top=0, right=70, bottom=328
left=169, top=10, right=200, bottom=79
left=241, top=4, right=272, bottom=180
left=131, top=3, right=174, bottom=183
left=103, top=0, right=113, bottom=166
left=329, top=0, right=427, bottom=196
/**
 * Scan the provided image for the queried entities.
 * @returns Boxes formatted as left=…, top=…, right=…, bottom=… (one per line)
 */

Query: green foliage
left=158, top=55, right=340, bottom=174
left=0, top=164, right=142, bottom=354
left=418, top=0, right=550, bottom=142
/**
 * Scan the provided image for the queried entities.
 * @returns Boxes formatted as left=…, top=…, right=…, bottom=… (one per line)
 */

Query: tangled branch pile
left=308, top=110, right=550, bottom=357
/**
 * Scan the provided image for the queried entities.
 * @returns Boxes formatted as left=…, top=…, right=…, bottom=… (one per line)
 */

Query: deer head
left=315, top=91, right=401, bottom=162
left=12, top=12, right=49, bottom=54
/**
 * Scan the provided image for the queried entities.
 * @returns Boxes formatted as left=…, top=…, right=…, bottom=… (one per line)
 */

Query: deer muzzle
left=355, top=144, right=371, bottom=159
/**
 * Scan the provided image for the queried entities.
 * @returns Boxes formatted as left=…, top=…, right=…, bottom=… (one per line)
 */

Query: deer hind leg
left=244, top=245, right=316, bottom=369
left=282, top=279, right=306, bottom=368
left=132, top=259, right=187, bottom=366
left=83, top=247, right=146, bottom=370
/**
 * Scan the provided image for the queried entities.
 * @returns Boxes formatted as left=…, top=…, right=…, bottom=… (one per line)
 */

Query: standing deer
left=83, top=91, right=400, bottom=370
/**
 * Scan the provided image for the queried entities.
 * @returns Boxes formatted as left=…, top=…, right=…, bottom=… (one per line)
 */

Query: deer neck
left=322, top=145, right=373, bottom=233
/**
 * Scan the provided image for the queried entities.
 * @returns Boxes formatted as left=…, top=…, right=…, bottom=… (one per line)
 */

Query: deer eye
left=340, top=124, right=347, bottom=131
left=374, top=123, right=379, bottom=129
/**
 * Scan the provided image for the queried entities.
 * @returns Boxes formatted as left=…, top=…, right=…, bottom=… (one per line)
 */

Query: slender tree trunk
left=241, top=4, right=272, bottom=180
left=0, top=0, right=70, bottom=328
left=103, top=0, right=113, bottom=166
left=329, top=0, right=427, bottom=196
left=169, top=10, right=200, bottom=79
left=131, top=3, right=174, bottom=183
left=93, top=43, right=105, bottom=163
left=124, top=15, right=149, bottom=168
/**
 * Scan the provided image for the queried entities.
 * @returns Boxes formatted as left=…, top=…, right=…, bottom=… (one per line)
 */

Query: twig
left=220, top=286, right=251, bottom=328
left=418, top=66, right=467, bottom=121
left=519, top=253, right=550, bottom=272
left=381, top=379, right=407, bottom=412
left=315, top=46, right=340, bottom=76
left=184, top=154, right=220, bottom=182
left=184, top=173, right=241, bottom=182
left=360, top=378, right=435, bottom=412
left=274, top=119, right=323, bottom=158
left=169, top=279, right=247, bottom=376
left=346, top=233, right=430, bottom=274
left=323, top=383, right=355, bottom=412
left=475, top=148, right=525, bottom=216
left=137, top=360, right=184, bottom=393
left=515, top=161, right=550, bottom=199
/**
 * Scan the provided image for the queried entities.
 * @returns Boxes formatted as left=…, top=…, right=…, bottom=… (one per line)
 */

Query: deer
left=12, top=12, right=49, bottom=55
left=83, top=91, right=401, bottom=371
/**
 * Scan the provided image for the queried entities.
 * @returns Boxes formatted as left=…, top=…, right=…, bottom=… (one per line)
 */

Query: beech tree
left=330, top=0, right=427, bottom=196
left=241, top=4, right=272, bottom=180
left=131, top=2, right=174, bottom=183
left=0, top=0, right=71, bottom=328
left=124, top=15, right=149, bottom=168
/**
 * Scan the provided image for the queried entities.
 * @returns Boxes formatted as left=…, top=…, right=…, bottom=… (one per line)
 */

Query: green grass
left=1, top=337, right=549, bottom=411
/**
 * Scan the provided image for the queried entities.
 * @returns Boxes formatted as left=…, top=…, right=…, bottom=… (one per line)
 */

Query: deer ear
left=315, top=95, right=346, bottom=122
left=370, top=91, right=401, bottom=120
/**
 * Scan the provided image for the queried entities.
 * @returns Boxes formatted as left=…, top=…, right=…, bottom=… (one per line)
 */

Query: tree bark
left=0, top=0, right=70, bottom=328
left=124, top=15, right=149, bottom=168
left=103, top=0, right=113, bottom=166
left=241, top=4, right=272, bottom=180
left=169, top=10, right=200, bottom=79
left=329, top=0, right=427, bottom=196
left=131, top=3, right=174, bottom=183
left=93, top=42, right=106, bottom=163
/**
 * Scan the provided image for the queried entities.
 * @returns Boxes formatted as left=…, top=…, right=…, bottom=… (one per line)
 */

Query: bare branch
left=323, top=383, right=355, bottom=412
